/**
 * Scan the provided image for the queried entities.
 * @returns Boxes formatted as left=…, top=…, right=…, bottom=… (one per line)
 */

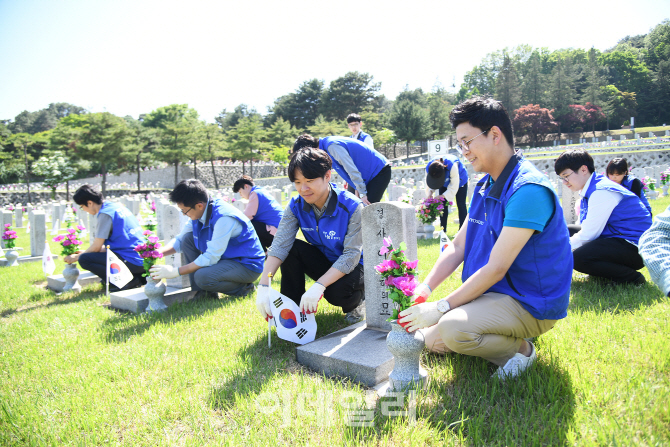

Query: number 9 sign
left=428, top=140, right=447, bottom=159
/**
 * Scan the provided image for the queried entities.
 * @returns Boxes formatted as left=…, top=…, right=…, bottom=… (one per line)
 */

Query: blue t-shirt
left=471, top=180, right=554, bottom=232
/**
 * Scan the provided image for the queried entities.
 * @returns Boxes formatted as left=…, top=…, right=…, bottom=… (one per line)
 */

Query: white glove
left=398, top=301, right=443, bottom=333
left=300, top=282, right=326, bottom=314
left=150, top=264, right=179, bottom=280
left=411, top=283, right=432, bottom=304
left=256, top=285, right=272, bottom=321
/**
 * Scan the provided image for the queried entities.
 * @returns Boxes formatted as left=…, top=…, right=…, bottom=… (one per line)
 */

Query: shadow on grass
left=569, top=275, right=667, bottom=314
left=0, top=284, right=105, bottom=318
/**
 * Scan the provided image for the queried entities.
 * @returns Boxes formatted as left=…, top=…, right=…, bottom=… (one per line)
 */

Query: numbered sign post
left=428, top=140, right=448, bottom=160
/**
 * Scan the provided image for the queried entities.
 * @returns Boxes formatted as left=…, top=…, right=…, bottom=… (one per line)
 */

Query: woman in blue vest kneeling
left=150, top=179, right=265, bottom=300
left=67, top=184, right=146, bottom=291
left=605, top=157, right=653, bottom=215
left=232, top=175, right=284, bottom=250
left=398, top=97, right=573, bottom=380
left=292, top=134, right=391, bottom=206
left=425, top=155, right=470, bottom=230
left=255, top=148, right=366, bottom=324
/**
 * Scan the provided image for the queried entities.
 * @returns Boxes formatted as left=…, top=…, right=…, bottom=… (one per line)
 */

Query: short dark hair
left=73, top=184, right=103, bottom=206
left=428, top=159, right=446, bottom=177
left=169, top=179, right=208, bottom=207
left=346, top=113, right=362, bottom=124
left=554, top=149, right=595, bottom=175
left=232, top=175, right=254, bottom=193
left=449, top=96, right=515, bottom=148
left=606, top=157, right=629, bottom=175
left=292, top=133, right=319, bottom=153
left=288, top=148, right=332, bottom=181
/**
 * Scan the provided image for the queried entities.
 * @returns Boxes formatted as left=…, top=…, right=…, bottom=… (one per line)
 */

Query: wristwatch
left=436, top=299, right=451, bottom=313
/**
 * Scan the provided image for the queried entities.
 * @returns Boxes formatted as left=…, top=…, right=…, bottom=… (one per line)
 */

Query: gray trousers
left=181, top=232, right=261, bottom=295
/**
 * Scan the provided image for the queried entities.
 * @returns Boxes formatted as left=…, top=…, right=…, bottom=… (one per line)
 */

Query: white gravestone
left=163, top=205, right=190, bottom=289
left=561, top=183, right=580, bottom=225
left=14, top=204, right=23, bottom=228
left=29, top=210, right=46, bottom=257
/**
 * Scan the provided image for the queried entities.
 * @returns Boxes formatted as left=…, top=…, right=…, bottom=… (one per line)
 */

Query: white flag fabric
left=439, top=231, right=451, bottom=252
left=268, top=288, right=317, bottom=345
left=25, top=223, right=30, bottom=234
left=42, top=242, right=56, bottom=276
left=106, top=249, right=134, bottom=288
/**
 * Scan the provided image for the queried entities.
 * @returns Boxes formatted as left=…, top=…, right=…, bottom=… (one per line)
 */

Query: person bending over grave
left=68, top=184, right=145, bottom=291
left=425, top=155, right=470, bottom=229
left=232, top=175, right=284, bottom=250
left=255, top=148, right=366, bottom=324
left=150, top=179, right=264, bottom=299
left=639, top=204, right=670, bottom=296
left=555, top=149, right=652, bottom=285
left=606, top=157, right=652, bottom=215
left=398, top=97, right=573, bottom=380
left=292, top=133, right=391, bottom=206
left=347, top=113, right=374, bottom=148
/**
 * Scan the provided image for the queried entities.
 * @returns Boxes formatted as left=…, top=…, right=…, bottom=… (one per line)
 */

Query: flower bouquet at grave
left=416, top=196, right=446, bottom=225
left=375, top=237, right=420, bottom=321
left=2, top=224, right=18, bottom=249
left=661, top=171, right=670, bottom=186
left=143, top=215, right=157, bottom=232
left=400, top=194, right=412, bottom=205
left=134, top=231, right=163, bottom=277
left=642, top=176, right=656, bottom=191
left=53, top=226, right=85, bottom=256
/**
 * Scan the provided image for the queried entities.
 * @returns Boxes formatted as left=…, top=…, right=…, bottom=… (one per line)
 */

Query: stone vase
left=4, top=249, right=19, bottom=267
left=62, top=263, right=82, bottom=292
left=423, top=224, right=436, bottom=238
left=648, top=190, right=659, bottom=200
left=386, top=320, right=428, bottom=392
left=144, top=277, right=168, bottom=313
left=663, top=184, right=669, bottom=196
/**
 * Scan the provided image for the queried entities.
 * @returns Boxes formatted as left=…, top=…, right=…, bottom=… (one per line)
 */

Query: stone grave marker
left=29, top=210, right=46, bottom=257
left=296, top=201, right=417, bottom=387
left=88, top=213, right=98, bottom=244
left=561, top=183, right=579, bottom=225
left=1, top=210, right=12, bottom=230
left=163, top=204, right=190, bottom=289
left=14, top=204, right=23, bottom=228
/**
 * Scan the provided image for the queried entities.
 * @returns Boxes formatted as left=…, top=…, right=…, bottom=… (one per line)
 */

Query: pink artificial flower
left=374, top=259, right=400, bottom=273
left=392, top=275, right=418, bottom=296
left=143, top=230, right=153, bottom=236
left=403, top=259, right=418, bottom=270
left=4, top=224, right=9, bottom=228
left=379, top=236, right=393, bottom=255
left=53, top=235, right=65, bottom=242
left=63, top=240, right=71, bottom=246
left=77, top=225, right=86, bottom=231
left=148, top=236, right=159, bottom=244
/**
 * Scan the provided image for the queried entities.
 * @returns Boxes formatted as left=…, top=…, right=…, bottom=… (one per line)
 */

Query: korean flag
left=268, top=288, right=317, bottom=345
left=106, top=249, right=134, bottom=289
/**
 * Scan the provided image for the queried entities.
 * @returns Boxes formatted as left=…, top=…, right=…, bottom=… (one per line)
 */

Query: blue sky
left=1, top=0, right=669, bottom=123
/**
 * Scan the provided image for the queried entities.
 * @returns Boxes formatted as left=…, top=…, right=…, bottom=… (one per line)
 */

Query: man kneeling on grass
left=150, top=179, right=265, bottom=300
left=398, top=97, right=573, bottom=379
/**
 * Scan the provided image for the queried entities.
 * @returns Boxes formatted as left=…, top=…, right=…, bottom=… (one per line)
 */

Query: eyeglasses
left=559, top=171, right=576, bottom=183
left=181, top=206, right=193, bottom=216
left=455, top=128, right=491, bottom=154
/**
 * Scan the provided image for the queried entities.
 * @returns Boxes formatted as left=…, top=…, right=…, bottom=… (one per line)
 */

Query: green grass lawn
left=1, top=198, right=669, bottom=446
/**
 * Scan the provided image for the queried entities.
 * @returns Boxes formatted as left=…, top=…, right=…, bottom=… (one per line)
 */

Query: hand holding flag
left=268, top=289, right=317, bottom=345
left=106, top=248, right=133, bottom=289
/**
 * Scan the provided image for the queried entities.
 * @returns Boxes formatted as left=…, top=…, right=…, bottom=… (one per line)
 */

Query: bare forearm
left=317, top=266, right=345, bottom=288
left=178, top=262, right=201, bottom=276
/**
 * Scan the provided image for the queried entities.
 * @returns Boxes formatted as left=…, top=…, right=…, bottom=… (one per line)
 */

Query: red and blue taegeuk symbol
left=109, top=263, right=121, bottom=274
left=279, top=309, right=297, bottom=329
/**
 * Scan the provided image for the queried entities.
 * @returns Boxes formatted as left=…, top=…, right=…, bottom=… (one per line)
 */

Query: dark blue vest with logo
left=426, top=155, right=469, bottom=188
left=622, top=175, right=652, bottom=215
left=250, top=186, right=283, bottom=227
left=319, top=136, right=388, bottom=188
left=289, top=184, right=363, bottom=265
left=98, top=201, right=144, bottom=266
left=354, top=130, right=371, bottom=144
left=191, top=199, right=265, bottom=273
left=580, top=174, right=652, bottom=244
left=463, top=154, right=572, bottom=320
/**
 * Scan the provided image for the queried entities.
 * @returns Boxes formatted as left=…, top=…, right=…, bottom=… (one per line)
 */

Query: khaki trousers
left=420, top=292, right=558, bottom=366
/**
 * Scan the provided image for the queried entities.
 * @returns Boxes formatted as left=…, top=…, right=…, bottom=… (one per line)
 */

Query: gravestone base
left=0, top=254, right=58, bottom=267
left=110, top=286, right=197, bottom=313
left=296, top=322, right=394, bottom=387
left=47, top=271, right=100, bottom=292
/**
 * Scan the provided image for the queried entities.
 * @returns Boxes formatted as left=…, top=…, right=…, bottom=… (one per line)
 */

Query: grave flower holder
left=144, top=277, right=167, bottom=312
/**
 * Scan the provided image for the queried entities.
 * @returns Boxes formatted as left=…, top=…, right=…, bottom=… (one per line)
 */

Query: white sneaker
left=492, top=341, right=537, bottom=380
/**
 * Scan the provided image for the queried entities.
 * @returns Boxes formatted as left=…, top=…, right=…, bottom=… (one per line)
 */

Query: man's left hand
left=398, top=301, right=443, bottom=332
left=300, top=282, right=326, bottom=314
left=150, top=265, right=179, bottom=280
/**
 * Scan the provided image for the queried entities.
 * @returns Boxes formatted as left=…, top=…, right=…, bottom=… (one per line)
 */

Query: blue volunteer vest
left=622, top=175, right=652, bottom=215
left=98, top=201, right=144, bottom=266
left=289, top=184, right=363, bottom=265
left=354, top=130, right=371, bottom=143
left=426, top=155, right=469, bottom=188
left=463, top=154, right=572, bottom=320
left=250, top=186, right=283, bottom=227
left=191, top=199, right=265, bottom=273
left=319, top=136, right=388, bottom=189
left=580, top=174, right=652, bottom=244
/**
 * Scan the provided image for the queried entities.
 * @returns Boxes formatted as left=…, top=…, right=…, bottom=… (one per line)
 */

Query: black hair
left=292, top=133, right=319, bottom=153
left=232, top=175, right=254, bottom=193
left=554, top=149, right=595, bottom=175
left=606, top=157, right=629, bottom=176
left=449, top=96, right=515, bottom=148
left=288, top=148, right=332, bottom=181
left=428, top=159, right=446, bottom=177
left=169, top=179, right=208, bottom=207
left=73, top=184, right=103, bottom=206
left=346, top=113, right=362, bottom=124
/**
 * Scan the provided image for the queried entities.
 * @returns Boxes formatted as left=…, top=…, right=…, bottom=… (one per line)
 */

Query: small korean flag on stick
left=268, top=288, right=317, bottom=345
left=42, top=242, right=55, bottom=276
left=106, top=247, right=133, bottom=292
